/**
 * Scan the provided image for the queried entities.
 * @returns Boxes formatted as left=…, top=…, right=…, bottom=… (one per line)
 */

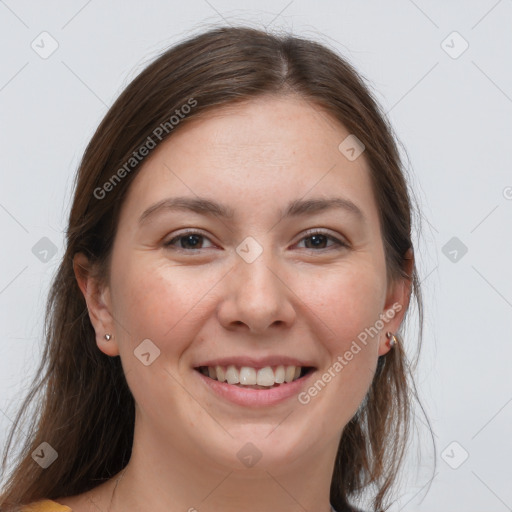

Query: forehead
left=120, top=94, right=380, bottom=230
left=167, top=94, right=354, bottom=167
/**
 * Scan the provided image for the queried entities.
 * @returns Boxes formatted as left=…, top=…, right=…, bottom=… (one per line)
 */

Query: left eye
left=164, top=231, right=347, bottom=251
left=295, top=231, right=346, bottom=250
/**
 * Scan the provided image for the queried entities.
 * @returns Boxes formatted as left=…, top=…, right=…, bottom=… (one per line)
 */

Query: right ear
left=73, top=252, right=119, bottom=357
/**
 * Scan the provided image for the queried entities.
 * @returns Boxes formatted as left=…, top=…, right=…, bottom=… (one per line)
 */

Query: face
left=80, top=94, right=408, bottom=473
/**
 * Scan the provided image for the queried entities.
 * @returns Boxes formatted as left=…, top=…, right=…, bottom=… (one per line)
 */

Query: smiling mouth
left=194, top=365, right=315, bottom=389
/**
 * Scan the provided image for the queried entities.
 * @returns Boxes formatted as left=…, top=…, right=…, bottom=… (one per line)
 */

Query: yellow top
left=21, top=499, right=72, bottom=511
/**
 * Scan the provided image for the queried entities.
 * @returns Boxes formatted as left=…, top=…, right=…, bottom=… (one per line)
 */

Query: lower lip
left=194, top=369, right=316, bottom=407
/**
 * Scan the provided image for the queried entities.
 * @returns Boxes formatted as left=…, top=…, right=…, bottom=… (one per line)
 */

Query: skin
left=66, top=94, right=412, bottom=512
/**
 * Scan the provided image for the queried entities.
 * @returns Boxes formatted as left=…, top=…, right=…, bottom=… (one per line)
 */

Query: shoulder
left=20, top=499, right=72, bottom=511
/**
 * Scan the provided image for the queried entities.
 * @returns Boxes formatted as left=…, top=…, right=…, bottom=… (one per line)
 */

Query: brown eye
left=164, top=231, right=214, bottom=251
left=295, top=231, right=348, bottom=251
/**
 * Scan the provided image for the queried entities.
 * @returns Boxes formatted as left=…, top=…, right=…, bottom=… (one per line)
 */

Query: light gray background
left=1, top=1, right=511, bottom=511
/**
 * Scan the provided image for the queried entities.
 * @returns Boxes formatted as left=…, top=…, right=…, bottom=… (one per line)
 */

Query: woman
left=0, top=26, right=431, bottom=512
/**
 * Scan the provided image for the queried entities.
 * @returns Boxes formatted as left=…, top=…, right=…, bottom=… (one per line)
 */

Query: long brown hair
left=0, top=26, right=434, bottom=512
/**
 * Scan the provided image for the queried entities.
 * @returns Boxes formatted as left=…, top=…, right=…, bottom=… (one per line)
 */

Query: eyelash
left=163, top=229, right=349, bottom=253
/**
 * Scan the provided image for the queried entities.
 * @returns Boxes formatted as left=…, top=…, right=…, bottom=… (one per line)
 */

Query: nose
left=217, top=251, right=296, bottom=334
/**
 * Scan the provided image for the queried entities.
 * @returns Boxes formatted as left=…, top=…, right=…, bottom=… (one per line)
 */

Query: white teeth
left=284, top=365, right=296, bottom=383
left=239, top=367, right=257, bottom=385
left=200, top=364, right=307, bottom=386
left=256, top=367, right=275, bottom=386
left=274, top=365, right=285, bottom=384
left=215, top=365, right=225, bottom=382
left=225, top=365, right=239, bottom=384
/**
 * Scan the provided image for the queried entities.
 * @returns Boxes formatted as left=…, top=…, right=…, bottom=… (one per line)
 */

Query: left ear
left=378, top=248, right=414, bottom=356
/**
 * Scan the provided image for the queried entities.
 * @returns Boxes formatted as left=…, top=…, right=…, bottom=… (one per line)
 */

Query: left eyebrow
left=282, top=197, right=366, bottom=223
left=138, top=195, right=366, bottom=225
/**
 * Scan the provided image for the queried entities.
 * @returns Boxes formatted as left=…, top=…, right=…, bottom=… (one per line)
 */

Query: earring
left=104, top=334, right=112, bottom=341
left=386, top=331, right=397, bottom=349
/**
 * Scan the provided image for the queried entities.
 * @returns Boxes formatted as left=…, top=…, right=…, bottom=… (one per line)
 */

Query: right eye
left=163, top=230, right=216, bottom=252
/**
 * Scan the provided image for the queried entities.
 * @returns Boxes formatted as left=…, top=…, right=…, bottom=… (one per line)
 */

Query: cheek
left=110, top=257, right=219, bottom=356
left=295, top=266, right=384, bottom=424
left=297, top=261, right=386, bottom=347
left=108, top=260, right=203, bottom=409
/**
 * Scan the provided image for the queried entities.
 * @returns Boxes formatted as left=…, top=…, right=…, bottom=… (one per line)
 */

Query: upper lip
left=193, top=356, right=317, bottom=370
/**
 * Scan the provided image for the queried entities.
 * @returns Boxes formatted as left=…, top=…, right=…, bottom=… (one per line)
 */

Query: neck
left=109, top=414, right=339, bottom=512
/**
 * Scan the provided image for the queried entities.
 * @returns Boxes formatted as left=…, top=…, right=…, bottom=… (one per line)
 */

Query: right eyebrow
left=139, top=197, right=235, bottom=224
